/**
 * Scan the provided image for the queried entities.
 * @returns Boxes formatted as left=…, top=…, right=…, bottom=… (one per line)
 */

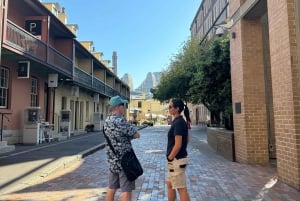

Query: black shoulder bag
left=103, top=128, right=143, bottom=181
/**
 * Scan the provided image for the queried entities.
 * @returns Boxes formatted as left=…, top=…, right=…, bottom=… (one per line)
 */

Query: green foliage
left=152, top=34, right=232, bottom=127
left=152, top=37, right=201, bottom=103
left=191, top=36, right=232, bottom=121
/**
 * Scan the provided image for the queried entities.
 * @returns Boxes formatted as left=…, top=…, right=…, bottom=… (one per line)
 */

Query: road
left=0, top=125, right=299, bottom=201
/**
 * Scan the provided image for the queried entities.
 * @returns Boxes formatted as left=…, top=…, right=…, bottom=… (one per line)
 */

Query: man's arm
left=133, top=132, right=140, bottom=139
left=167, top=135, right=182, bottom=161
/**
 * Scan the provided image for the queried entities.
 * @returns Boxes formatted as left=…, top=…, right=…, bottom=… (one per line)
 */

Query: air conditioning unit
left=93, top=93, right=99, bottom=102
left=48, top=74, right=58, bottom=87
left=71, top=86, right=79, bottom=97
left=17, top=61, right=30, bottom=78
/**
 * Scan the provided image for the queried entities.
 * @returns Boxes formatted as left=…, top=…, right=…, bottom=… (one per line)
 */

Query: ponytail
left=184, top=105, right=191, bottom=123
left=171, top=98, right=191, bottom=125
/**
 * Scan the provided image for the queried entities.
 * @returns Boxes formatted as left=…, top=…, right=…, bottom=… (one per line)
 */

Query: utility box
left=23, top=107, right=41, bottom=144
left=93, top=112, right=104, bottom=131
left=59, top=110, right=71, bottom=139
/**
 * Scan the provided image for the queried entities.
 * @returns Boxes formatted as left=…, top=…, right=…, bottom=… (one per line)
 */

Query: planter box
left=207, top=127, right=235, bottom=161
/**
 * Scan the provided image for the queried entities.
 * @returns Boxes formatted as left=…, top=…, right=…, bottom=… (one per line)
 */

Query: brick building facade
left=230, top=0, right=300, bottom=189
left=191, top=0, right=300, bottom=190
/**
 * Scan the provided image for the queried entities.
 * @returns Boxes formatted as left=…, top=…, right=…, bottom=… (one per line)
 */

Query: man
left=104, top=95, right=140, bottom=201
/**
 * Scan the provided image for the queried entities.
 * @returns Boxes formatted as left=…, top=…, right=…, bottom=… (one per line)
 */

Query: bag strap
left=103, top=117, right=134, bottom=157
left=103, top=127, right=118, bottom=156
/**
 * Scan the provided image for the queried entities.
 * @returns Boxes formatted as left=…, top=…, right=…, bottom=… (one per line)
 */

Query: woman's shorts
left=167, top=157, right=188, bottom=189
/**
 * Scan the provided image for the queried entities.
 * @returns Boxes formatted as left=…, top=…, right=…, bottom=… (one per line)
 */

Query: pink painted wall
left=1, top=57, right=47, bottom=131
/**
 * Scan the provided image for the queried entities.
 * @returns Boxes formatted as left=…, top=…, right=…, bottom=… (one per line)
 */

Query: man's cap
left=109, top=95, right=128, bottom=107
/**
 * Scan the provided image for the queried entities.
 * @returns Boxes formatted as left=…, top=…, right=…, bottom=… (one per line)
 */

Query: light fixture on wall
left=231, top=32, right=236, bottom=39
left=215, top=26, right=226, bottom=37
left=214, top=18, right=234, bottom=38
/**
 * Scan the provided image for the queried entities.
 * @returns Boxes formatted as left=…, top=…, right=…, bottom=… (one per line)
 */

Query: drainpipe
left=0, top=0, right=4, bottom=65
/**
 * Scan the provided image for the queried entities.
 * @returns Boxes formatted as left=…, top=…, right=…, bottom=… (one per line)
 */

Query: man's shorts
left=167, top=157, right=189, bottom=189
left=108, top=171, right=135, bottom=192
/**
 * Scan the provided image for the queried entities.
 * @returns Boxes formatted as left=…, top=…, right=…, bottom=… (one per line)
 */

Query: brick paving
left=0, top=126, right=299, bottom=201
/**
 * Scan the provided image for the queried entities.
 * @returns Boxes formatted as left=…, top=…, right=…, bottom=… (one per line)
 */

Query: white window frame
left=86, top=101, right=89, bottom=120
left=0, top=67, right=9, bottom=108
left=30, top=77, right=38, bottom=107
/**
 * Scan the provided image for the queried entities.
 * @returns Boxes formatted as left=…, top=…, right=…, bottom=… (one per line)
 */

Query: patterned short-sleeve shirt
left=103, top=114, right=137, bottom=173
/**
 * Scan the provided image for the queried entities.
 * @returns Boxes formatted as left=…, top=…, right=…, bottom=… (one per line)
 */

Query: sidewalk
left=0, top=125, right=299, bottom=201
left=0, top=132, right=106, bottom=195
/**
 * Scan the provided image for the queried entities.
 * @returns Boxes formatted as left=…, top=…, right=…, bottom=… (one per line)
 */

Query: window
left=0, top=67, right=9, bottom=108
left=94, top=103, right=100, bottom=112
left=138, top=101, right=142, bottom=108
left=61, top=96, right=67, bottom=110
left=30, top=77, right=38, bottom=107
left=52, top=6, right=58, bottom=16
left=86, top=101, right=89, bottom=120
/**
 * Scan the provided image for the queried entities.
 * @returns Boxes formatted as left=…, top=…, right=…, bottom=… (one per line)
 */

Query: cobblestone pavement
left=0, top=126, right=299, bottom=201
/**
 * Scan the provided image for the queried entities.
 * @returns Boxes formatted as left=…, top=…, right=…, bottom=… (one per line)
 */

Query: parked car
left=141, top=120, right=154, bottom=126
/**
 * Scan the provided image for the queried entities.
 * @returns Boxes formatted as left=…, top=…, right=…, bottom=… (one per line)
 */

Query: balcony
left=105, top=85, right=119, bottom=97
left=4, top=20, right=72, bottom=76
left=6, top=20, right=47, bottom=61
left=74, top=67, right=120, bottom=97
left=93, top=77, right=105, bottom=94
left=73, top=67, right=92, bottom=87
left=47, top=46, right=72, bottom=75
left=4, top=20, right=123, bottom=99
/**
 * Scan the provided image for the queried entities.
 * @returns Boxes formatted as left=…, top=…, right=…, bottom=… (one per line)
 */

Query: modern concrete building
left=190, top=0, right=229, bottom=44
left=191, top=0, right=300, bottom=190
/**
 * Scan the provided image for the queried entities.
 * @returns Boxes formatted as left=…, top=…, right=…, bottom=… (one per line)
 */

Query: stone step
left=0, top=141, right=15, bottom=154
left=56, top=133, right=69, bottom=141
left=0, top=141, right=8, bottom=146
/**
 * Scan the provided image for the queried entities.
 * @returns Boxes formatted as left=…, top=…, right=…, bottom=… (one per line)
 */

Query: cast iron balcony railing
left=105, top=85, right=118, bottom=97
left=47, top=46, right=72, bottom=75
left=73, top=67, right=92, bottom=87
left=74, top=67, right=120, bottom=97
left=5, top=20, right=72, bottom=75
left=93, top=77, right=105, bottom=94
left=6, top=20, right=47, bottom=61
left=6, top=20, right=123, bottom=98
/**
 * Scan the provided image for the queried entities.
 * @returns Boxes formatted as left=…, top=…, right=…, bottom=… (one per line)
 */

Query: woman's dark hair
left=184, top=105, right=191, bottom=123
left=171, top=98, right=191, bottom=122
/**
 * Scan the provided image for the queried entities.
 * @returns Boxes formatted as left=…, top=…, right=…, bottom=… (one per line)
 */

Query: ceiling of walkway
left=244, top=0, right=267, bottom=19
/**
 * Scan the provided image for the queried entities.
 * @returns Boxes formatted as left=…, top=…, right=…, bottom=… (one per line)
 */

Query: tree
left=190, top=35, right=232, bottom=128
left=152, top=34, right=232, bottom=129
left=152, top=37, right=201, bottom=104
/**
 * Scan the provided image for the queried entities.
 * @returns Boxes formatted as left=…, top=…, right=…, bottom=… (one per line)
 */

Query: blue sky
left=43, top=0, right=201, bottom=88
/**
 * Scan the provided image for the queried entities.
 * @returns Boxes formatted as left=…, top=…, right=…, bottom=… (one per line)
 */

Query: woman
left=166, top=98, right=190, bottom=201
